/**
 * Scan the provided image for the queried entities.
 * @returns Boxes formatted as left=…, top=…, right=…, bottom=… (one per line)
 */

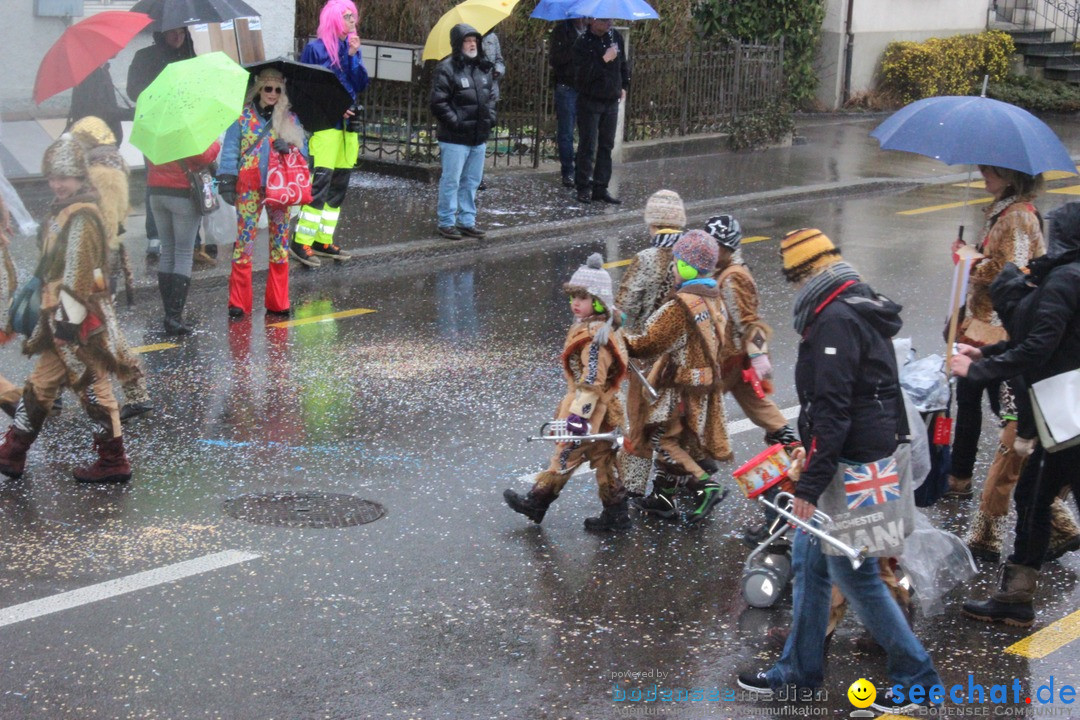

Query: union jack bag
left=265, top=148, right=312, bottom=209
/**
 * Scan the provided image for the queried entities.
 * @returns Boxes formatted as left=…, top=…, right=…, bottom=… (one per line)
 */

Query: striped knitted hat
left=780, top=228, right=842, bottom=282
left=644, top=189, right=686, bottom=229
left=673, top=229, right=719, bottom=275
left=565, top=252, right=614, bottom=309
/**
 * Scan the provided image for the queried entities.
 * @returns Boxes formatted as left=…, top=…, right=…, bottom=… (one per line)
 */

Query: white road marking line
left=516, top=404, right=801, bottom=483
left=0, top=550, right=260, bottom=629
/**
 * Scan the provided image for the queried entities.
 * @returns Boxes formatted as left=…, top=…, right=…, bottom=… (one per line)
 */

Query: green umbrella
left=130, top=52, right=248, bottom=165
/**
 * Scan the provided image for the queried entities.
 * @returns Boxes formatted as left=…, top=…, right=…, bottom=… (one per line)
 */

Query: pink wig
left=317, top=0, right=358, bottom=69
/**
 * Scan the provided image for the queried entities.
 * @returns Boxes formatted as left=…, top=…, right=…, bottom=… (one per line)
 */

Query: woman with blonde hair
left=217, top=68, right=308, bottom=317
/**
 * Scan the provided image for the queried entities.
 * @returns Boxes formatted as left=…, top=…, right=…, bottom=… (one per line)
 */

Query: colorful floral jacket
left=219, top=104, right=308, bottom=193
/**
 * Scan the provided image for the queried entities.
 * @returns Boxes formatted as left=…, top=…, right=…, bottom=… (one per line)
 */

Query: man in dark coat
left=549, top=17, right=588, bottom=188
left=572, top=18, right=629, bottom=205
left=952, top=203, right=1080, bottom=627
left=430, top=23, right=496, bottom=240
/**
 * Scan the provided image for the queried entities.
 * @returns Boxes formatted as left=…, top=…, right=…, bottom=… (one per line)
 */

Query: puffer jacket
left=145, top=141, right=221, bottom=198
left=430, top=23, right=497, bottom=146
left=795, top=283, right=905, bottom=504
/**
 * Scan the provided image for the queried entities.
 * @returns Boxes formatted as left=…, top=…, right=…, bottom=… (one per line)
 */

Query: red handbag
left=265, top=148, right=312, bottom=208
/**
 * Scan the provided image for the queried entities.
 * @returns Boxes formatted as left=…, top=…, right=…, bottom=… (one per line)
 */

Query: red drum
left=733, top=444, right=793, bottom=499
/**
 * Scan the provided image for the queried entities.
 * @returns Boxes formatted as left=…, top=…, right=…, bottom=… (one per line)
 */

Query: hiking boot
left=503, top=488, right=552, bottom=524
left=437, top=225, right=463, bottom=240
left=943, top=474, right=973, bottom=499
left=966, top=510, right=1007, bottom=562
left=456, top=225, right=486, bottom=238
left=686, top=480, right=729, bottom=524
left=962, top=563, right=1038, bottom=627
left=72, top=436, right=132, bottom=484
left=289, top=241, right=322, bottom=268
left=584, top=500, right=631, bottom=532
left=633, top=490, right=679, bottom=520
left=0, top=426, right=36, bottom=479
left=119, top=402, right=154, bottom=424
left=312, top=242, right=351, bottom=260
left=592, top=190, right=621, bottom=205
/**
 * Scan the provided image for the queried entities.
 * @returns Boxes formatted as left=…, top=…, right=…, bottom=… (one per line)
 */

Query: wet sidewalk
left=7, top=114, right=1080, bottom=295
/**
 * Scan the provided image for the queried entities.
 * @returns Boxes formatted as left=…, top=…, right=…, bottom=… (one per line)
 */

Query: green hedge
left=988, top=74, right=1080, bottom=113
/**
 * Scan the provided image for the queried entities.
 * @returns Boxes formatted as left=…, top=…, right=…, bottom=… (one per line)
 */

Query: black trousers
left=1010, top=443, right=1080, bottom=568
left=949, top=376, right=1000, bottom=479
left=574, top=95, right=619, bottom=193
left=308, top=167, right=351, bottom=210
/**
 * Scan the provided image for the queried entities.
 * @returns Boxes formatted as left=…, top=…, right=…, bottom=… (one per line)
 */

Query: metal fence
left=351, top=37, right=785, bottom=168
left=994, top=0, right=1080, bottom=43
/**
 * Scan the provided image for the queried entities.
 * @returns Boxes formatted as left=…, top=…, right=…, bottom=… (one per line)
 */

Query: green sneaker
left=686, top=482, right=729, bottom=524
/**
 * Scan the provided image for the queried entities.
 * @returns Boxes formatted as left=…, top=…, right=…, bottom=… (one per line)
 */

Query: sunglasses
left=262, top=86, right=283, bottom=94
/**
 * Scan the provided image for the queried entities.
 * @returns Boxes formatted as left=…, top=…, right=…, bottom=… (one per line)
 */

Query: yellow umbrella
left=422, top=0, right=520, bottom=62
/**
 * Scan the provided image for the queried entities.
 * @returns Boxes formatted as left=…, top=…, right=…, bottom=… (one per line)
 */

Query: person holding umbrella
left=573, top=17, right=629, bottom=205
left=217, top=68, right=308, bottom=318
left=294, top=0, right=369, bottom=267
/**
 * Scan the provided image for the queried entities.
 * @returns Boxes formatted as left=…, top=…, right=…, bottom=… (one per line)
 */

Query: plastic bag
left=898, top=510, right=977, bottom=616
left=0, top=170, right=37, bottom=237
left=900, top=354, right=950, bottom=413
left=201, top=194, right=236, bottom=247
left=903, top=389, right=930, bottom=489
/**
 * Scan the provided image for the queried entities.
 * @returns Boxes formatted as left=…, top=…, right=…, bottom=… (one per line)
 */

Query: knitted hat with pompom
left=564, top=252, right=614, bottom=309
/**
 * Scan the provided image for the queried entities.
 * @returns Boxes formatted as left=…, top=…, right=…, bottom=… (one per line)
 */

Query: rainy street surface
left=4, top=122, right=1080, bottom=719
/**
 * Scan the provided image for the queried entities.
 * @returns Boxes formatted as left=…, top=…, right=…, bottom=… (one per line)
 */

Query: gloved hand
left=217, top=174, right=237, bottom=206
left=272, top=138, right=291, bottom=153
left=565, top=413, right=589, bottom=436
left=1014, top=435, right=1037, bottom=457
left=750, top=353, right=773, bottom=380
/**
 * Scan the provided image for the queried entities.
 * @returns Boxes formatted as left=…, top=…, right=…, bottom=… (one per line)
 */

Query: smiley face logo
left=847, top=678, right=876, bottom=708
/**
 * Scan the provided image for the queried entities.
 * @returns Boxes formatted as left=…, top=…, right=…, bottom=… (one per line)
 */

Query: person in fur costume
left=69, top=117, right=153, bottom=423
left=626, top=230, right=732, bottom=524
left=0, top=192, right=19, bottom=417
left=0, top=135, right=139, bottom=483
left=615, top=189, right=686, bottom=496
left=504, top=253, right=632, bottom=531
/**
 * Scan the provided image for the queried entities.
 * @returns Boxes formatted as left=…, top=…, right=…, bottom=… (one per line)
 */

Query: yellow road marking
left=742, top=235, right=770, bottom=244
left=953, top=180, right=986, bottom=189
left=1005, top=608, right=1080, bottom=659
left=603, top=259, right=632, bottom=269
left=267, top=308, right=376, bottom=328
left=130, top=342, right=178, bottom=354
left=1049, top=185, right=1080, bottom=196
left=898, top=197, right=993, bottom=215
left=1045, top=170, right=1077, bottom=180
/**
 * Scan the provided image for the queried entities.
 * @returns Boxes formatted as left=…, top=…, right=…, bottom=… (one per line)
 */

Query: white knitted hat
left=565, top=252, right=614, bottom=309
left=644, top=189, right=686, bottom=229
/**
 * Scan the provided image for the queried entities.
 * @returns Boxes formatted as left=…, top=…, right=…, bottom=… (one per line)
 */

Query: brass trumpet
left=628, top=360, right=660, bottom=403
left=526, top=420, right=622, bottom=448
left=759, top=491, right=868, bottom=569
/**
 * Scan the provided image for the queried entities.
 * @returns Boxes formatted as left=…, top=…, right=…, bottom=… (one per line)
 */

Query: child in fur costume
left=69, top=116, right=153, bottom=423
left=504, top=253, right=632, bottom=531
left=0, top=135, right=139, bottom=483
left=615, top=189, right=686, bottom=496
left=626, top=230, right=732, bottom=524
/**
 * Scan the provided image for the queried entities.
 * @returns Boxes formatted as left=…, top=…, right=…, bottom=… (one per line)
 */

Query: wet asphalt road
left=3, top=172, right=1080, bottom=719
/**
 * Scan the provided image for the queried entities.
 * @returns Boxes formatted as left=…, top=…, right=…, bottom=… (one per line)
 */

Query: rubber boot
left=943, top=474, right=973, bottom=499
left=686, top=477, right=730, bottom=525
left=962, top=563, right=1039, bottom=627
left=228, top=260, right=253, bottom=317
left=584, top=500, right=632, bottom=532
left=265, top=260, right=290, bottom=315
left=503, top=489, right=553, bottom=524
left=72, top=436, right=132, bottom=483
left=966, top=510, right=1008, bottom=562
left=1047, top=497, right=1080, bottom=561
left=0, top=426, right=36, bottom=479
left=164, top=273, right=192, bottom=336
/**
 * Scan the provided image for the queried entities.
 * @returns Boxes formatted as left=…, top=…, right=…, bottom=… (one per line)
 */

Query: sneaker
left=871, top=688, right=938, bottom=714
left=686, top=482, right=729, bottom=524
left=289, top=241, right=321, bottom=268
left=146, top=237, right=161, bottom=261
left=438, top=225, right=463, bottom=239
left=457, top=225, right=486, bottom=238
left=312, top=241, right=351, bottom=260
left=576, top=190, right=592, bottom=204
left=736, top=671, right=773, bottom=697
left=632, top=491, right=679, bottom=520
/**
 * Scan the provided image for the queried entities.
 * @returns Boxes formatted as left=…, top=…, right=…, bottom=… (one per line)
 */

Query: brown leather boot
left=0, top=426, right=36, bottom=479
left=73, top=436, right=132, bottom=483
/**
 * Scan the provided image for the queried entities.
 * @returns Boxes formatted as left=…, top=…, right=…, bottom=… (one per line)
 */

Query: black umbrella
left=244, top=57, right=354, bottom=134
left=130, top=0, right=259, bottom=31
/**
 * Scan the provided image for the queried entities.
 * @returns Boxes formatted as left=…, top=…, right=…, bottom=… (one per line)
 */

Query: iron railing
left=994, top=0, right=1080, bottom=43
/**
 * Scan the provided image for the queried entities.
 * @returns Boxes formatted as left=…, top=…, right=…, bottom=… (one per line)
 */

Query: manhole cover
left=222, top=492, right=385, bottom=528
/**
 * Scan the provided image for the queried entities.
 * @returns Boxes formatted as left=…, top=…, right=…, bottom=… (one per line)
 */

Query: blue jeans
left=437, top=141, right=485, bottom=229
left=554, top=83, right=577, bottom=178
left=766, top=530, right=941, bottom=691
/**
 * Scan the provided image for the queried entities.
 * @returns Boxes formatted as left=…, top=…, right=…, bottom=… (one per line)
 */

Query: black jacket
left=430, top=23, right=497, bottom=146
left=573, top=28, right=630, bottom=101
left=126, top=31, right=195, bottom=102
left=549, top=20, right=584, bottom=87
left=795, top=283, right=905, bottom=504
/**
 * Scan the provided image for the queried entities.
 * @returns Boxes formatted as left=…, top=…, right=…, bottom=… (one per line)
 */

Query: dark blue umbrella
left=565, top=0, right=658, bottom=21
left=871, top=95, right=1076, bottom=175
left=530, top=0, right=581, bottom=20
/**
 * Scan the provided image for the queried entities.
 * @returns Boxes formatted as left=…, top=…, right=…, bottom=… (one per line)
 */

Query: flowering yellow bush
left=881, top=31, right=1015, bottom=103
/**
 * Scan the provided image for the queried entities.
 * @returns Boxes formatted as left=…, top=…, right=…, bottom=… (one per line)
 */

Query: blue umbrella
left=870, top=95, right=1077, bottom=175
left=530, top=0, right=581, bottom=20
left=565, top=0, right=658, bottom=21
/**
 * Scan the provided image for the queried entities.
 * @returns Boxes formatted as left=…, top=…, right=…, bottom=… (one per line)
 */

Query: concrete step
left=1009, top=28, right=1057, bottom=43
left=1045, top=55, right=1080, bottom=70
left=1014, top=40, right=1078, bottom=55
left=1044, top=66, right=1080, bottom=82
